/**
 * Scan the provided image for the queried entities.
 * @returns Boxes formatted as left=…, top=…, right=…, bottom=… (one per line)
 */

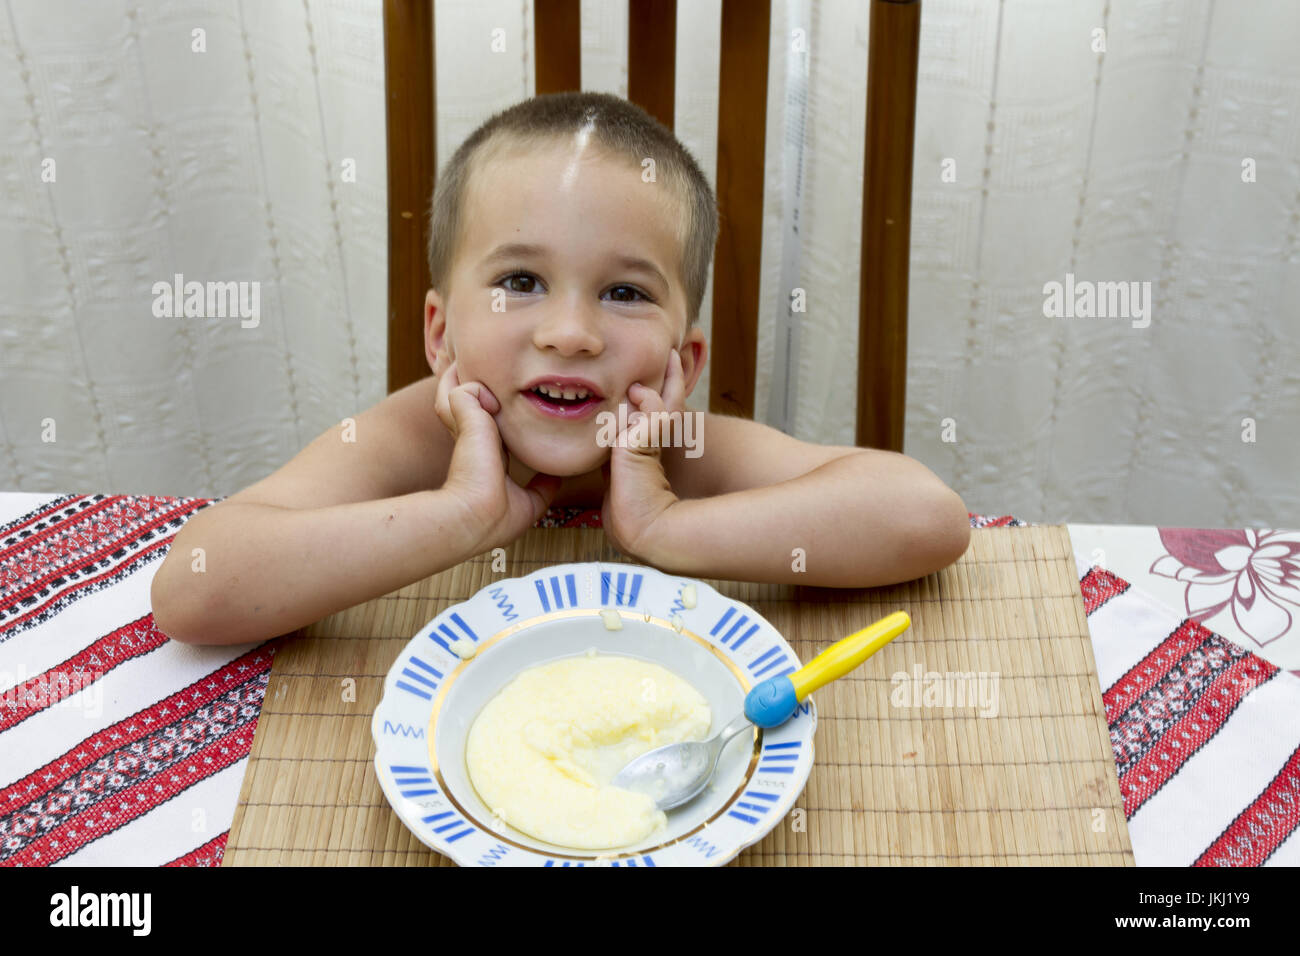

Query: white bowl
left=371, top=561, right=816, bottom=866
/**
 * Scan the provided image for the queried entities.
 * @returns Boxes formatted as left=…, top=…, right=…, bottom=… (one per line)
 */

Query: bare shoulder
left=220, top=376, right=453, bottom=510
left=662, top=410, right=865, bottom=499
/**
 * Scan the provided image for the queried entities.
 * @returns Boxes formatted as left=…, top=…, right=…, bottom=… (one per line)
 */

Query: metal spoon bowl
left=610, top=713, right=755, bottom=811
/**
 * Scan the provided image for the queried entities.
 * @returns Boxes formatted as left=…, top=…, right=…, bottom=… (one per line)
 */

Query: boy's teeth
left=536, top=384, right=590, bottom=400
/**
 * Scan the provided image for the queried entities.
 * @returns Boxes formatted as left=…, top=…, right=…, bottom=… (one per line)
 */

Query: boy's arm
left=652, top=415, right=970, bottom=588
left=150, top=377, right=479, bottom=645
left=150, top=491, right=483, bottom=646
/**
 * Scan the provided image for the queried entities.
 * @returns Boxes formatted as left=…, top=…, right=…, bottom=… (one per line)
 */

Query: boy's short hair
left=427, top=91, right=718, bottom=329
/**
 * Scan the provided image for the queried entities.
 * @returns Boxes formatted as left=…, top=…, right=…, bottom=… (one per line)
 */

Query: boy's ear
left=424, top=289, right=450, bottom=376
left=678, top=326, right=708, bottom=400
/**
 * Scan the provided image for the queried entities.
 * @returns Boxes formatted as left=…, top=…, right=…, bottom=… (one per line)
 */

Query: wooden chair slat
left=710, top=0, right=771, bottom=419
left=858, top=0, right=920, bottom=451
left=628, top=0, right=677, bottom=130
left=535, top=0, right=582, bottom=94
left=383, top=0, right=437, bottom=395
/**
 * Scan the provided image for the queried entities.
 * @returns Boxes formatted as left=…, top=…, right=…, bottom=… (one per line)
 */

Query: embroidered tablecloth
left=1, top=493, right=1296, bottom=865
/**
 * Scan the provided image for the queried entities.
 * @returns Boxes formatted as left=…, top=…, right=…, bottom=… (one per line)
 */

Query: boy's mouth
left=522, top=381, right=604, bottom=419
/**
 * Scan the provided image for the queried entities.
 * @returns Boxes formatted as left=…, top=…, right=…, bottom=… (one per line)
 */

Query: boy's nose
left=532, top=298, right=603, bottom=355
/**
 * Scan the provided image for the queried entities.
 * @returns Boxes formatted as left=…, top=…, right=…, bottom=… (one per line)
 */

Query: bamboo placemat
left=224, top=525, right=1134, bottom=866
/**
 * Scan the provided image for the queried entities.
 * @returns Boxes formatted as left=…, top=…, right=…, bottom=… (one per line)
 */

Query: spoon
left=611, top=610, right=911, bottom=811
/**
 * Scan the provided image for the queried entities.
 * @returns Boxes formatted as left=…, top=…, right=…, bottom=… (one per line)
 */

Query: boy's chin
left=509, top=442, right=610, bottom=478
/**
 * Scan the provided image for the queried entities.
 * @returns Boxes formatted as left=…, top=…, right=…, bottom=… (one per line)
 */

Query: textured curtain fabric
left=0, top=0, right=388, bottom=498
left=1, top=0, right=1296, bottom=527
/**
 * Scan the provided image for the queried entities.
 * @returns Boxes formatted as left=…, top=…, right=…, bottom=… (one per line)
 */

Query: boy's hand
left=435, top=360, right=561, bottom=552
left=601, top=348, right=688, bottom=562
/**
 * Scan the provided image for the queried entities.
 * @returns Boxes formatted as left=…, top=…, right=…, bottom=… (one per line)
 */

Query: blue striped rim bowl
left=370, top=561, right=816, bottom=866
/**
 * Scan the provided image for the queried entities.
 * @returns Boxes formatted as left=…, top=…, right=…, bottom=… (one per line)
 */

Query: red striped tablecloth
left=1, top=494, right=1296, bottom=865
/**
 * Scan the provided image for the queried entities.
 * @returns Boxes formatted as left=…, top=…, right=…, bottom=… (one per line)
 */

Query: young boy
left=150, top=91, right=970, bottom=647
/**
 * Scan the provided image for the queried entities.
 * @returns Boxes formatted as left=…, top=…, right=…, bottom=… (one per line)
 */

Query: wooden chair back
left=383, top=0, right=920, bottom=451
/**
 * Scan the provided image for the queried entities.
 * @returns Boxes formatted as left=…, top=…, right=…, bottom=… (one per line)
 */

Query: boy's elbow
left=909, top=488, right=971, bottom=576
left=150, top=559, right=211, bottom=644
left=150, top=574, right=195, bottom=644
left=933, top=489, right=972, bottom=567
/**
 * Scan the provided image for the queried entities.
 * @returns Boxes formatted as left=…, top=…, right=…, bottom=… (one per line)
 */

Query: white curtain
left=0, top=0, right=388, bottom=498
left=2, top=0, right=1296, bottom=528
left=906, top=0, right=1300, bottom=527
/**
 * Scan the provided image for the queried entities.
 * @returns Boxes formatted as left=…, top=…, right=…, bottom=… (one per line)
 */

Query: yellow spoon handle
left=788, top=611, right=911, bottom=702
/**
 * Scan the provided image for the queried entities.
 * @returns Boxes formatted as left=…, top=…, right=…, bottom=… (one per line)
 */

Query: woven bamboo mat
left=224, top=524, right=1133, bottom=866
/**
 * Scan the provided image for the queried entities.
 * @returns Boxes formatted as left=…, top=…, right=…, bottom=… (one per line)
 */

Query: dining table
left=0, top=490, right=1296, bottom=867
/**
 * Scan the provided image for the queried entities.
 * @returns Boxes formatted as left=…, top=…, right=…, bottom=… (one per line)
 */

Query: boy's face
left=425, top=136, right=708, bottom=478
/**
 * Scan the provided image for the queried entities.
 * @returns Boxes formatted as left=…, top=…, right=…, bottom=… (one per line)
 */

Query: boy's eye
left=500, top=272, right=539, bottom=294
left=606, top=284, right=653, bottom=304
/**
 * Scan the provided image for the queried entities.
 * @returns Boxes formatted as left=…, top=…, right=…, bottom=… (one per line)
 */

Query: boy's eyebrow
left=481, top=241, right=548, bottom=267
left=480, top=242, right=670, bottom=290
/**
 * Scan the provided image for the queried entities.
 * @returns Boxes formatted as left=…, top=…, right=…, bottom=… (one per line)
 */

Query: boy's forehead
left=464, top=140, right=685, bottom=273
